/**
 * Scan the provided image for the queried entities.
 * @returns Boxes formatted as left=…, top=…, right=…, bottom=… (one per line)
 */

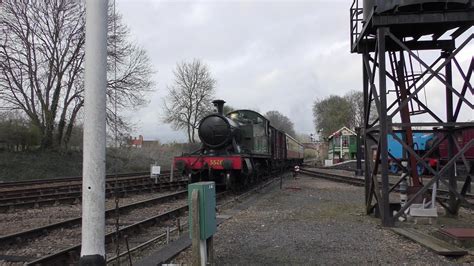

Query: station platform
left=166, top=174, right=473, bottom=264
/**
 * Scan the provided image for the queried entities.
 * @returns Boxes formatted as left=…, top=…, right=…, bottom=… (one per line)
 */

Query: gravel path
left=176, top=175, right=457, bottom=264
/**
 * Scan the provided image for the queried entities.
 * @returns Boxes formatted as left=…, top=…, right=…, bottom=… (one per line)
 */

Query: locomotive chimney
left=212, top=99, right=226, bottom=115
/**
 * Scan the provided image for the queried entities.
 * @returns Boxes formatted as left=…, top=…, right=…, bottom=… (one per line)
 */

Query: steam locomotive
left=174, top=100, right=304, bottom=190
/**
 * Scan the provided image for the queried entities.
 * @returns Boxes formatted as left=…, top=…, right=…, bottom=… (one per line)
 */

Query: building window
left=342, top=136, right=349, bottom=147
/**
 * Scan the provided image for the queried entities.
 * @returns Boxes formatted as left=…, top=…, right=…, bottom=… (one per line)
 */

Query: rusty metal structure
left=350, top=0, right=474, bottom=226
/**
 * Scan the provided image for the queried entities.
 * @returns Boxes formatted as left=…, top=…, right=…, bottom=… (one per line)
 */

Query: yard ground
left=174, top=174, right=472, bottom=264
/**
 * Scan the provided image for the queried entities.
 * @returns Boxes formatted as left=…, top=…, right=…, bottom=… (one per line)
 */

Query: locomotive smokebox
left=213, top=99, right=226, bottom=115
left=198, top=114, right=240, bottom=149
left=198, top=100, right=240, bottom=149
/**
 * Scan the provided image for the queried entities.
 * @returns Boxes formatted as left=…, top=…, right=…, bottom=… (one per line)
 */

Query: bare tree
left=163, top=59, right=216, bottom=143
left=344, top=90, right=364, bottom=129
left=0, top=0, right=153, bottom=150
left=344, top=90, right=377, bottom=130
left=265, top=110, right=296, bottom=137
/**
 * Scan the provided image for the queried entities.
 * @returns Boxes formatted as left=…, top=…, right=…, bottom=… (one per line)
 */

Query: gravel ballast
left=176, top=174, right=455, bottom=264
left=0, top=193, right=186, bottom=262
left=0, top=191, right=177, bottom=235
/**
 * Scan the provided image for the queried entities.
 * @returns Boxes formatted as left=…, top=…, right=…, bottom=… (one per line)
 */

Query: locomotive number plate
left=209, top=159, right=223, bottom=166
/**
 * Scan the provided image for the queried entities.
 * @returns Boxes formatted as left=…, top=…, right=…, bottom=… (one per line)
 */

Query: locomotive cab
left=227, top=110, right=271, bottom=156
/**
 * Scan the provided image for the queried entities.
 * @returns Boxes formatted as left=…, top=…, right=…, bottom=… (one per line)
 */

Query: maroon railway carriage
left=174, top=100, right=304, bottom=190
left=438, top=128, right=474, bottom=174
left=439, top=127, right=474, bottom=160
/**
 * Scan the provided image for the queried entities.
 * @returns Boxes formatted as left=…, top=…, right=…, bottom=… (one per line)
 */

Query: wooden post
left=177, top=218, right=181, bottom=236
left=191, top=190, right=201, bottom=265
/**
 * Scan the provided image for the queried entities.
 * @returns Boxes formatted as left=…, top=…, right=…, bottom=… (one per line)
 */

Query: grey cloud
left=117, top=0, right=361, bottom=141
left=118, top=0, right=472, bottom=142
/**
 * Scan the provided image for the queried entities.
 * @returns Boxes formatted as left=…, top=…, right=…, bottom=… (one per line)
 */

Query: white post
left=431, top=182, right=437, bottom=209
left=80, top=0, right=108, bottom=265
left=170, top=159, right=174, bottom=182
left=340, top=134, right=343, bottom=160
left=200, top=239, right=208, bottom=265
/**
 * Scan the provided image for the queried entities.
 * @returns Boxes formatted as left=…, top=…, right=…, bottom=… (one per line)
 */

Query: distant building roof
left=127, top=135, right=161, bottom=148
left=328, top=127, right=356, bottom=140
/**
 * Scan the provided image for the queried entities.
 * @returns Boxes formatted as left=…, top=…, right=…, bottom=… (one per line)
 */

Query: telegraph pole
left=80, top=0, right=108, bottom=265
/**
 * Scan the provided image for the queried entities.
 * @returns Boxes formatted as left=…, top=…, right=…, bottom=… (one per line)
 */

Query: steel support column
left=443, top=50, right=458, bottom=215
left=363, top=56, right=371, bottom=206
left=377, top=27, right=394, bottom=227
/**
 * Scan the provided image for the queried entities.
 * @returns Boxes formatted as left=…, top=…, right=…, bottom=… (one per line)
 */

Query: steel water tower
left=350, top=0, right=473, bottom=226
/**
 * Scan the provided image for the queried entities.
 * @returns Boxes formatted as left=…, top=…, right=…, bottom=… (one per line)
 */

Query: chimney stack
left=212, top=99, right=226, bottom=116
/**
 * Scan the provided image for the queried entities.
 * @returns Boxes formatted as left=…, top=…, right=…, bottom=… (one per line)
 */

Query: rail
left=0, top=178, right=187, bottom=212
left=24, top=174, right=282, bottom=265
left=0, top=190, right=188, bottom=246
left=116, top=176, right=281, bottom=265
left=26, top=205, right=189, bottom=266
left=0, top=171, right=151, bottom=188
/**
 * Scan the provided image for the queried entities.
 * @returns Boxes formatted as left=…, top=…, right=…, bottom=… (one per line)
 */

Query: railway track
left=299, top=168, right=365, bottom=187
left=0, top=172, right=186, bottom=212
left=0, top=190, right=189, bottom=264
left=0, top=171, right=171, bottom=197
left=108, top=176, right=280, bottom=265
left=0, top=171, right=150, bottom=189
left=26, top=205, right=189, bottom=266
left=0, top=189, right=188, bottom=246
left=0, top=175, right=151, bottom=198
left=300, top=168, right=474, bottom=207
left=7, top=175, right=280, bottom=265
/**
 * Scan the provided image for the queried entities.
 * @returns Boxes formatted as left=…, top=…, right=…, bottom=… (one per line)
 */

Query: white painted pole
left=200, top=239, right=208, bottom=265
left=170, top=159, right=174, bottom=182
left=80, top=0, right=108, bottom=265
left=431, top=181, right=437, bottom=209
left=340, top=134, right=343, bottom=160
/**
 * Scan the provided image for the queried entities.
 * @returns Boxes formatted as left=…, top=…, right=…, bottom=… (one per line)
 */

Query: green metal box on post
left=188, top=182, right=216, bottom=240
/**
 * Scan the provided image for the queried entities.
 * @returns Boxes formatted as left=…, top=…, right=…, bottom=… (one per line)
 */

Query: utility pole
left=80, top=0, right=108, bottom=265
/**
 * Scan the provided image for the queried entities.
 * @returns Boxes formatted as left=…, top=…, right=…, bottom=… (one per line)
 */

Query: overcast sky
left=117, top=0, right=473, bottom=143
